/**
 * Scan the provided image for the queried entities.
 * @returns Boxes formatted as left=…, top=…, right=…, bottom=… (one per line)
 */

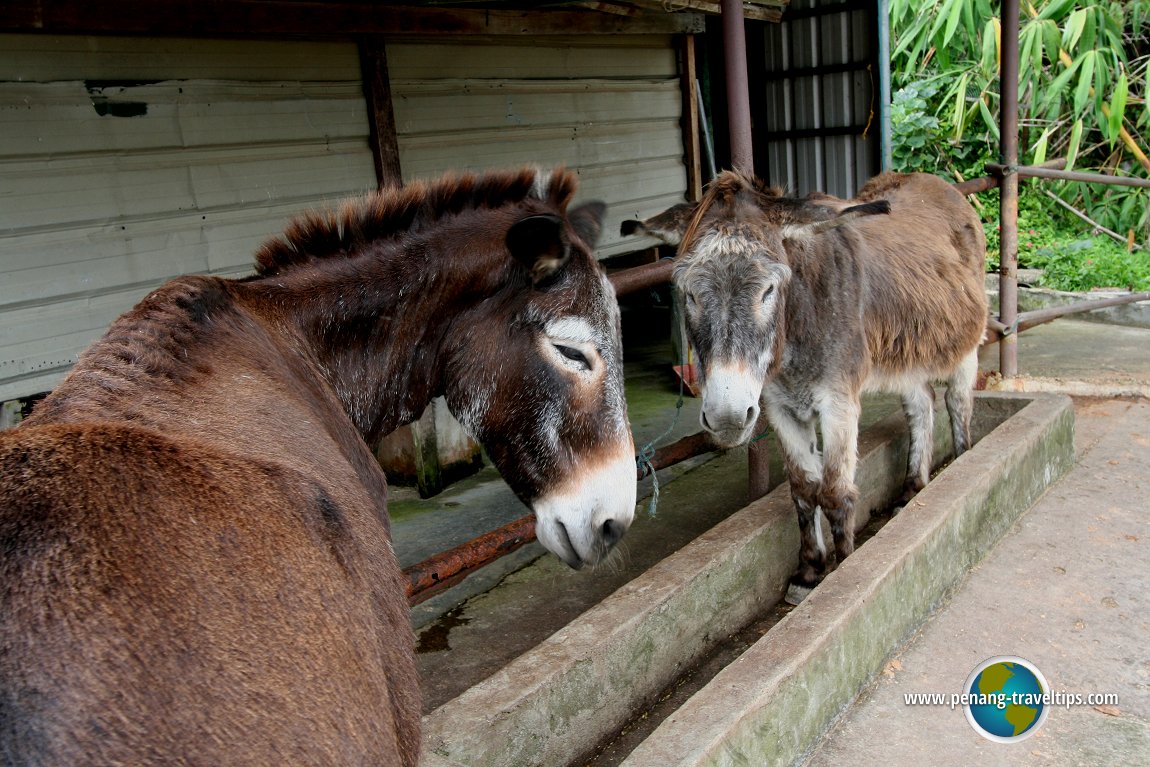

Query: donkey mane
left=679, top=170, right=828, bottom=258
left=255, top=167, right=578, bottom=275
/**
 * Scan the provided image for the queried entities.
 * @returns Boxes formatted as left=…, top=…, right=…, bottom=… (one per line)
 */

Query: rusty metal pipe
left=954, top=175, right=999, bottom=195
left=608, top=258, right=676, bottom=298
left=406, top=428, right=719, bottom=604
left=637, top=430, right=717, bottom=478
left=721, top=0, right=754, bottom=173
left=986, top=163, right=1150, bottom=189
left=1016, top=293, right=1150, bottom=334
left=406, top=515, right=538, bottom=606
left=998, top=0, right=1021, bottom=378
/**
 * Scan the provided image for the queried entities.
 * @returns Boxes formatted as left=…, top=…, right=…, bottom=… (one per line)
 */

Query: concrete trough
left=419, top=393, right=1075, bottom=767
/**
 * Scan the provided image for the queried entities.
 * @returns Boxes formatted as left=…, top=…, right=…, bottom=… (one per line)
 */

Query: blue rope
left=635, top=346, right=687, bottom=518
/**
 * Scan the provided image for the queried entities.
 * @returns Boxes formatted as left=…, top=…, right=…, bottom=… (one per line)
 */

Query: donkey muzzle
left=699, top=361, right=763, bottom=447
left=532, top=441, right=637, bottom=569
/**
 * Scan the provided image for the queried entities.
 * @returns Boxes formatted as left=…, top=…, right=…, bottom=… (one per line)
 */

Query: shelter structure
left=0, top=0, right=885, bottom=492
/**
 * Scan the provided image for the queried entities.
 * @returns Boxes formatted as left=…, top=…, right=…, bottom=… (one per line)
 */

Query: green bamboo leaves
left=890, top=0, right=1148, bottom=236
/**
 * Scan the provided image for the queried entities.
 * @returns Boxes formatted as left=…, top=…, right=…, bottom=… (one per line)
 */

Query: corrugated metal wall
left=0, top=34, right=376, bottom=401
left=387, top=35, right=687, bottom=258
left=757, top=0, right=879, bottom=198
left=1, top=33, right=688, bottom=402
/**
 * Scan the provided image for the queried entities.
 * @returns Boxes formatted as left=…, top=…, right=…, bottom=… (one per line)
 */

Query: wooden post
left=679, top=34, right=704, bottom=202
left=358, top=38, right=403, bottom=189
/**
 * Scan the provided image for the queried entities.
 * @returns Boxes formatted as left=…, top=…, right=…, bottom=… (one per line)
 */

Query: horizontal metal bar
left=637, top=430, right=716, bottom=478
left=760, top=61, right=872, bottom=83
left=986, top=163, right=1150, bottom=189
left=954, top=176, right=1000, bottom=195
left=1017, top=292, right=1150, bottom=333
left=608, top=257, right=675, bottom=298
left=759, top=125, right=873, bottom=141
left=405, top=427, right=718, bottom=604
left=406, top=515, right=538, bottom=606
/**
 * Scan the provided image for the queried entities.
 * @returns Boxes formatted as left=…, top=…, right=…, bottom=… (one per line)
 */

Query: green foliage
left=890, top=0, right=1150, bottom=286
left=981, top=185, right=1150, bottom=292
left=1030, top=237, right=1150, bottom=291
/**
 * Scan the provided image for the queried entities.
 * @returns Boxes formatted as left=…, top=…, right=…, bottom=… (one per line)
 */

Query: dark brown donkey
left=628, top=171, right=986, bottom=605
left=0, top=167, right=636, bottom=766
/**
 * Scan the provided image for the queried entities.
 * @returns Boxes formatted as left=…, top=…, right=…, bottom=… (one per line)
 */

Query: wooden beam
left=0, top=2, right=706, bottom=37
left=624, top=0, right=784, bottom=23
left=358, top=39, right=403, bottom=189
left=678, top=34, right=704, bottom=201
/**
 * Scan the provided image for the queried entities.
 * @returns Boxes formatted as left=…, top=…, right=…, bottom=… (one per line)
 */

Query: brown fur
left=0, top=167, right=627, bottom=765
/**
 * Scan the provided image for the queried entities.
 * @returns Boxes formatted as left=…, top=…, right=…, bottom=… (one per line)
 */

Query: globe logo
left=964, top=656, right=1051, bottom=742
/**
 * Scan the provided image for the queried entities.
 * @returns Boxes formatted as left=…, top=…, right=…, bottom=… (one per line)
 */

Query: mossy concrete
left=419, top=394, right=1052, bottom=767
left=618, top=393, right=1074, bottom=767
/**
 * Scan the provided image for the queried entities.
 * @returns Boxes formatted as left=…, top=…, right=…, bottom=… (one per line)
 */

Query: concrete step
left=418, top=392, right=1075, bottom=766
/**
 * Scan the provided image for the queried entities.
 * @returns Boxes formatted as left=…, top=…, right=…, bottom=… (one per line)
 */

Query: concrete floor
left=803, top=395, right=1150, bottom=766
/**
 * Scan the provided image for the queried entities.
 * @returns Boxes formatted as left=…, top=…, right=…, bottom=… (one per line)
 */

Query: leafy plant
left=1030, top=237, right=1150, bottom=291
left=889, top=0, right=1150, bottom=244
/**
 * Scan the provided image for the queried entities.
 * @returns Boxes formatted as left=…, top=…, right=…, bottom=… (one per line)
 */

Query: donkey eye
left=554, top=344, right=592, bottom=371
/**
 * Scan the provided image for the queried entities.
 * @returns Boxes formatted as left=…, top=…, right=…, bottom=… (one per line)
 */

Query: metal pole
left=987, top=163, right=1150, bottom=189
left=877, top=0, right=894, bottom=170
left=721, top=0, right=754, bottom=173
left=998, top=0, right=1021, bottom=377
left=720, top=0, right=767, bottom=498
left=608, top=258, right=675, bottom=299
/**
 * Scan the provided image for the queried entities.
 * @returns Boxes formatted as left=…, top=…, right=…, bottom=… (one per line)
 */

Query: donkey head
left=443, top=194, right=635, bottom=569
left=673, top=171, right=889, bottom=447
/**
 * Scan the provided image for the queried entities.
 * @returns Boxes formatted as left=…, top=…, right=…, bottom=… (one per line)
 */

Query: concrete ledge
left=618, top=392, right=1074, bottom=766
left=419, top=396, right=1035, bottom=767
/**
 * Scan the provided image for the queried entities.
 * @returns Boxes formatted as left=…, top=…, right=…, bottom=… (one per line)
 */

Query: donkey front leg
left=815, top=391, right=861, bottom=568
left=765, top=397, right=826, bottom=605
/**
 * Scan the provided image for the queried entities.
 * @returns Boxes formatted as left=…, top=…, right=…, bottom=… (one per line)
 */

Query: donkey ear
left=568, top=201, right=607, bottom=248
left=507, top=213, right=569, bottom=286
left=782, top=199, right=891, bottom=241
left=620, top=201, right=696, bottom=247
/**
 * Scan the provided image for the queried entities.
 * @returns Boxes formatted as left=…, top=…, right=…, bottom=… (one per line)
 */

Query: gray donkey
left=623, top=172, right=987, bottom=603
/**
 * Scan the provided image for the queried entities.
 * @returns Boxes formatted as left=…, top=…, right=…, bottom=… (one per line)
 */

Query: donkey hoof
left=785, top=581, right=815, bottom=605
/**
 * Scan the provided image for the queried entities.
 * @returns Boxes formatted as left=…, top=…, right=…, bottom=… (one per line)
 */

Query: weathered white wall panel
left=0, top=34, right=375, bottom=400
left=1, top=33, right=692, bottom=401
left=388, top=35, right=688, bottom=258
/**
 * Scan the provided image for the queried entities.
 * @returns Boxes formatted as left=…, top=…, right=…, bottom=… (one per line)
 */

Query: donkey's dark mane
left=254, top=167, right=578, bottom=276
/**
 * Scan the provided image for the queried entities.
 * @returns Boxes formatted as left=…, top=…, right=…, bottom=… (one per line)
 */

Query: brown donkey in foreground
left=0, top=167, right=636, bottom=766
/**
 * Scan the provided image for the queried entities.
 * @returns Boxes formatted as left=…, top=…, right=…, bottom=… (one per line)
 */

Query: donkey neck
left=244, top=223, right=514, bottom=445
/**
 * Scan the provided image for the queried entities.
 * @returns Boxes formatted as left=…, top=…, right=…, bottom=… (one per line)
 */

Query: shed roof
left=0, top=0, right=789, bottom=39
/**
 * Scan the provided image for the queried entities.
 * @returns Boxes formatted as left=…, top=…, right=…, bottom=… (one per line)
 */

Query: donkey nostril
left=745, top=406, right=758, bottom=428
left=601, top=518, right=625, bottom=548
left=701, top=410, right=714, bottom=432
